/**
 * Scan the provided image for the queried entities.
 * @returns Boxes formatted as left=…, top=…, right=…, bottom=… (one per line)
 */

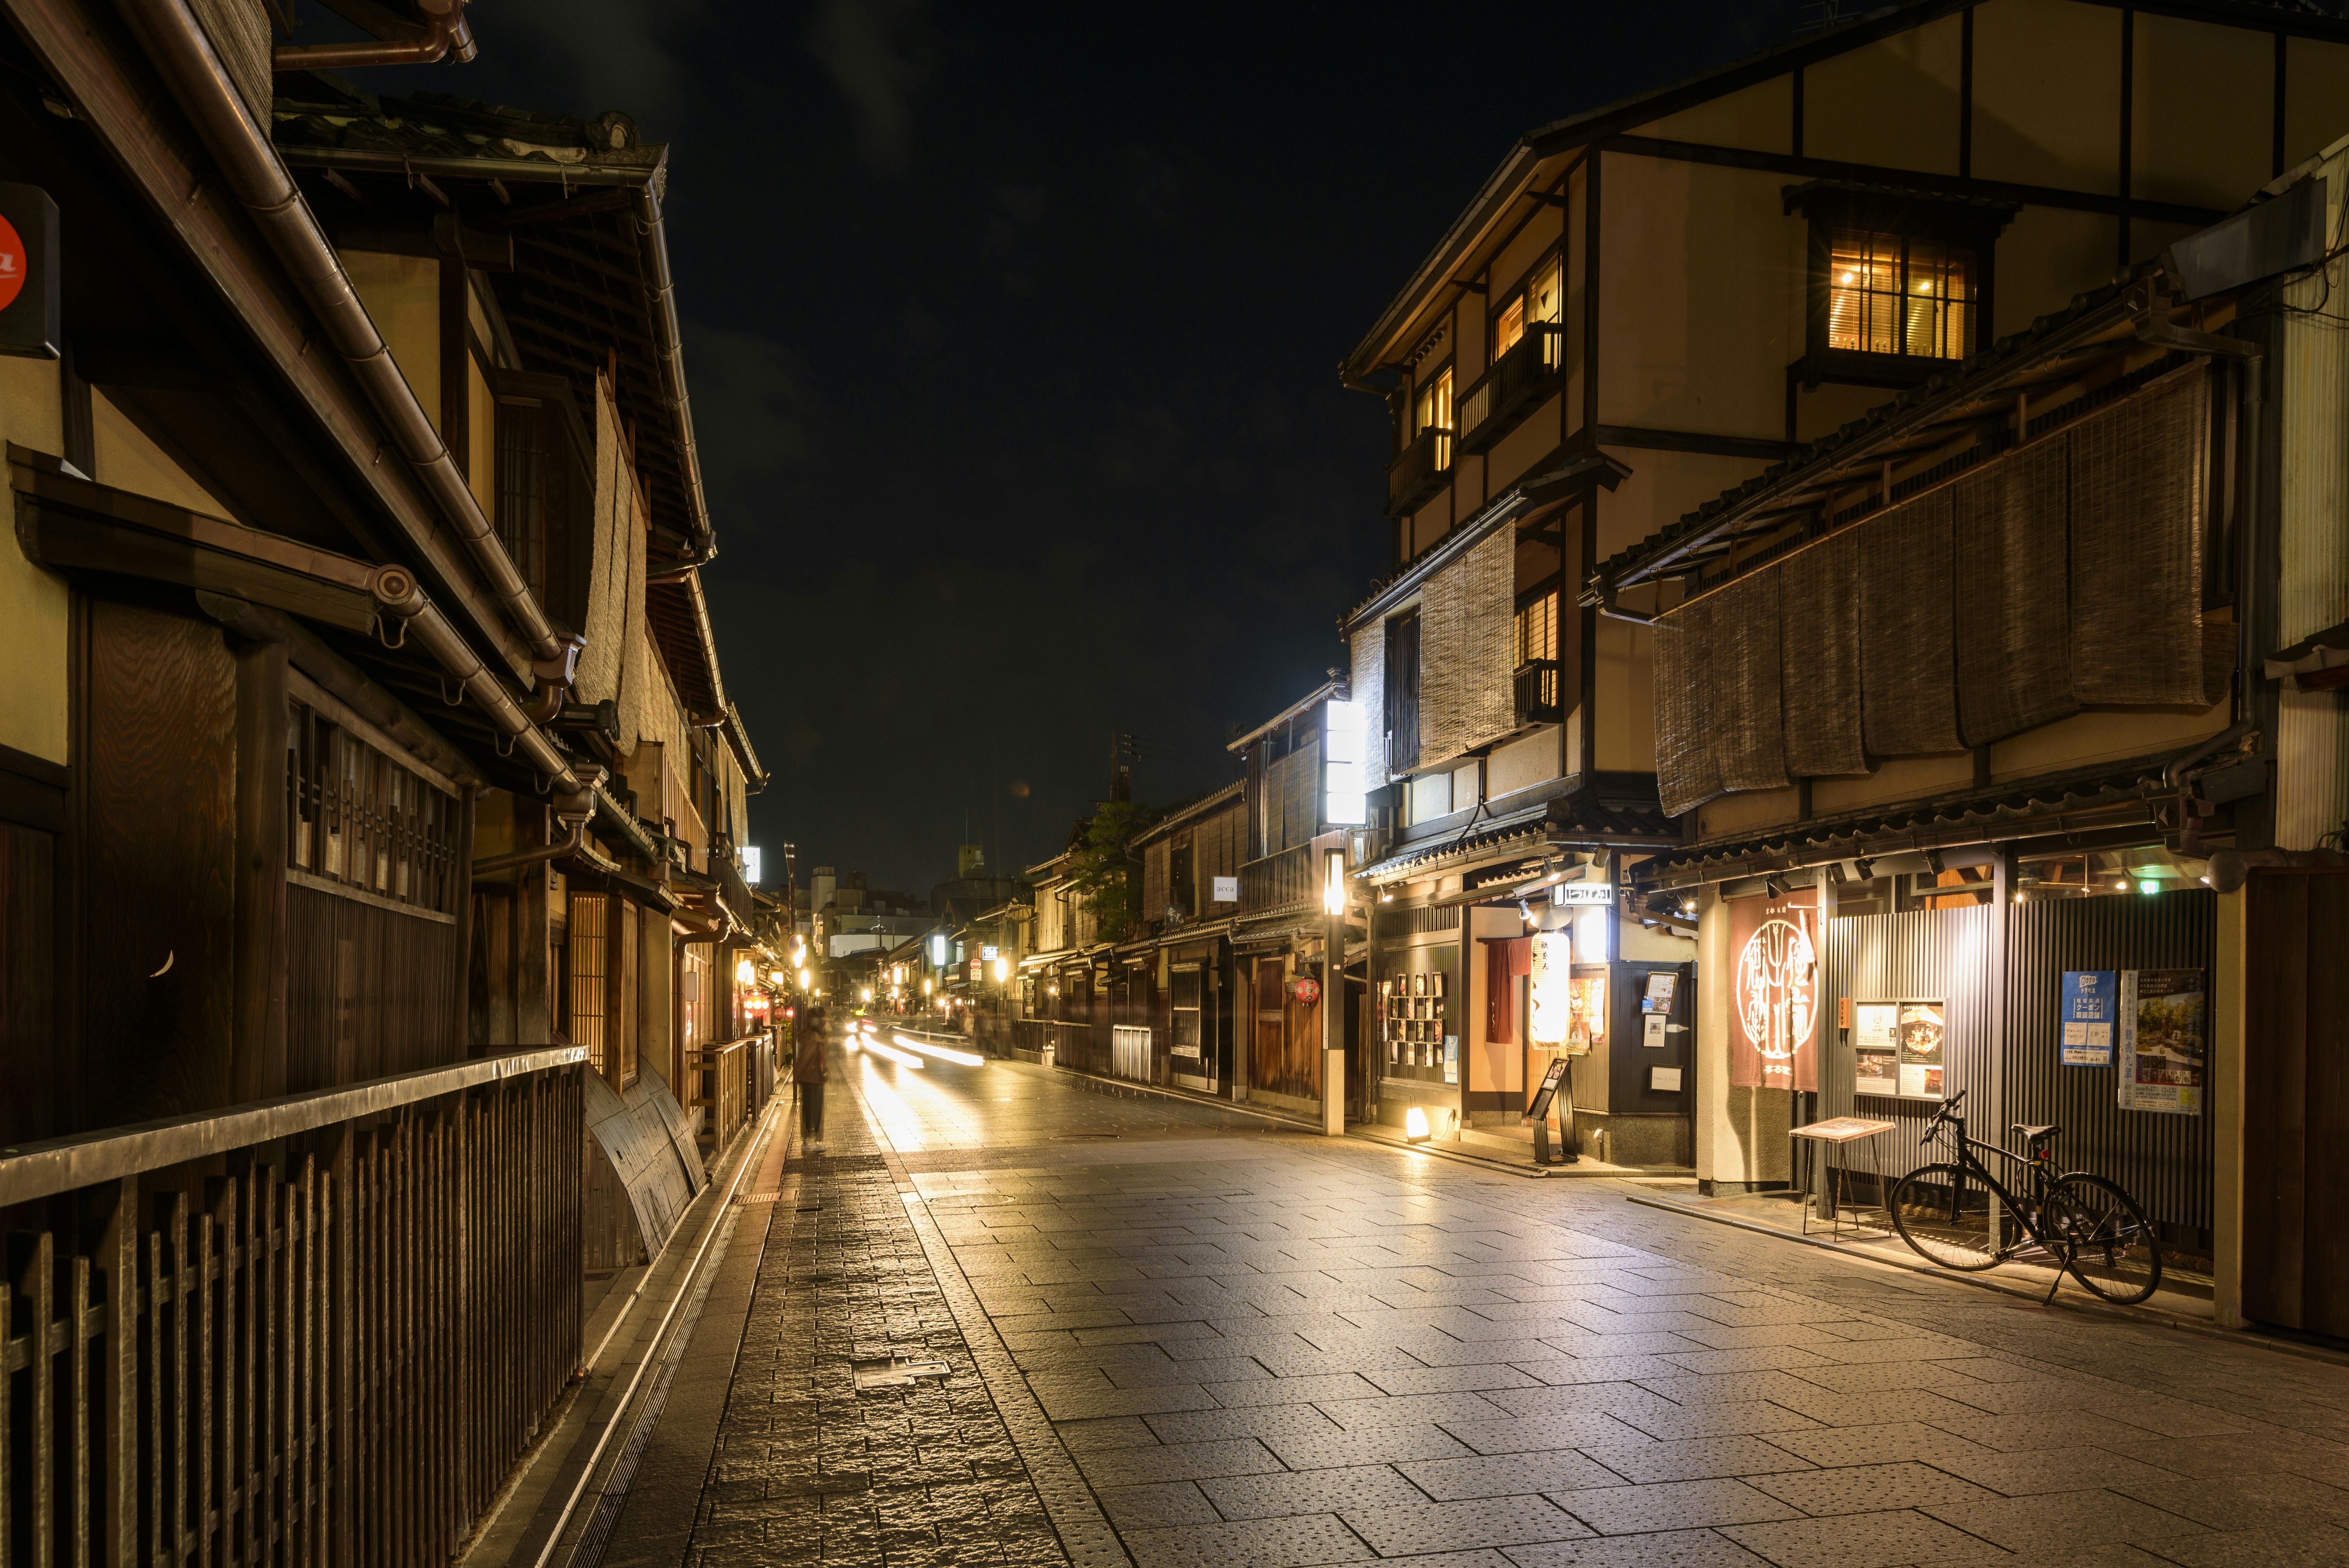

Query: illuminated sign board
left=1322, top=698, right=1366, bottom=826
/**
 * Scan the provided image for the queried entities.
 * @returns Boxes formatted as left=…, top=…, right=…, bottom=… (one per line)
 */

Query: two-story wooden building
left=0, top=5, right=772, bottom=1550
left=1343, top=0, right=2349, bottom=1314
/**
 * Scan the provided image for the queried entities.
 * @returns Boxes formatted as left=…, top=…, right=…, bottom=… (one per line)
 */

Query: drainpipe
left=272, top=0, right=475, bottom=70
left=117, top=0, right=577, bottom=711
left=471, top=813, right=590, bottom=877
left=629, top=183, right=713, bottom=556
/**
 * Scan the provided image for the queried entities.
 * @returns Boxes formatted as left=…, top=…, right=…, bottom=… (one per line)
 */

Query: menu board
left=1898, top=1002, right=1946, bottom=1100
left=1852, top=1002, right=1899, bottom=1096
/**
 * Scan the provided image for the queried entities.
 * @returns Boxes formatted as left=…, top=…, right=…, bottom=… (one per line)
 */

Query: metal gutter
left=7, top=0, right=548, bottom=682
left=1226, top=682, right=1339, bottom=753
left=117, top=0, right=576, bottom=686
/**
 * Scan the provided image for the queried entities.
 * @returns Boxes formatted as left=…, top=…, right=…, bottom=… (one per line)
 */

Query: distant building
left=932, top=841, right=1026, bottom=924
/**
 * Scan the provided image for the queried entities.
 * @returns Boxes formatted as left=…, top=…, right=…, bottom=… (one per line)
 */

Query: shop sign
left=2119, top=969, right=2205, bottom=1116
left=0, top=184, right=58, bottom=359
left=1553, top=882, right=1613, bottom=905
left=1286, top=975, right=1321, bottom=1004
left=1729, top=888, right=1820, bottom=1091
left=1212, top=875, right=1239, bottom=902
left=2060, top=971, right=2118, bottom=1066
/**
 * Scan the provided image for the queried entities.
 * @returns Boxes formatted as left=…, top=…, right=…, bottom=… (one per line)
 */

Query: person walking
left=793, top=1001, right=829, bottom=1147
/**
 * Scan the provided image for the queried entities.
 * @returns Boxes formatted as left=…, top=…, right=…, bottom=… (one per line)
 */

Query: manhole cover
left=852, top=1357, right=951, bottom=1390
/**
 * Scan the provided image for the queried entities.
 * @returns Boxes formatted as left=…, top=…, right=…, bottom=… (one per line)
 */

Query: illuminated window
left=1514, top=590, right=1558, bottom=667
left=1827, top=229, right=1973, bottom=360
left=1415, top=366, right=1453, bottom=438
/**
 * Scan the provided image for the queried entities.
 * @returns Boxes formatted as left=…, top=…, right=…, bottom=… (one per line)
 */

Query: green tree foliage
left=1067, top=800, right=1158, bottom=943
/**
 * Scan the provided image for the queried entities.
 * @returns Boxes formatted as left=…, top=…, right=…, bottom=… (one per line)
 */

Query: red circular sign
left=0, top=214, right=26, bottom=313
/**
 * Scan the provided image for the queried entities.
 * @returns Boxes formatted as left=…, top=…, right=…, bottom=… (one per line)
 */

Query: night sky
left=347, top=1, right=1808, bottom=895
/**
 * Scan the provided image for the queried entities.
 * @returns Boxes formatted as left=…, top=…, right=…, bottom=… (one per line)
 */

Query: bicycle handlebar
left=1922, top=1089, right=1968, bottom=1145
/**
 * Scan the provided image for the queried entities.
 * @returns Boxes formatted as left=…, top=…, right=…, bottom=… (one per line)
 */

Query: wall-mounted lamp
left=1852, top=857, right=1875, bottom=882
left=1923, top=849, right=1946, bottom=875
left=1762, top=877, right=1784, bottom=898
left=1323, top=848, right=1347, bottom=917
left=735, top=957, right=756, bottom=986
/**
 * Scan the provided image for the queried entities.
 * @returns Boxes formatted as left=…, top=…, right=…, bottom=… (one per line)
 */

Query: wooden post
left=231, top=637, right=289, bottom=1103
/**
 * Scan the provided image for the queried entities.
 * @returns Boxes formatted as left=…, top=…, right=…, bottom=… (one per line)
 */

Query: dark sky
left=353, top=0, right=1806, bottom=894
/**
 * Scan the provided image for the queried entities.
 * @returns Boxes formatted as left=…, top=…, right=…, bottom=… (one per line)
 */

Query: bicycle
left=1885, top=1090, right=2164, bottom=1306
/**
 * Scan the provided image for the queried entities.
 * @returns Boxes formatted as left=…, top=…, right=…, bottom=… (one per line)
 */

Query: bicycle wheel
left=1888, top=1164, right=2003, bottom=1271
left=2050, top=1174, right=2163, bottom=1304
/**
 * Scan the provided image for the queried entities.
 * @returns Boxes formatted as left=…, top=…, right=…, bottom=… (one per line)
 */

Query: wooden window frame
left=1790, top=187, right=2011, bottom=391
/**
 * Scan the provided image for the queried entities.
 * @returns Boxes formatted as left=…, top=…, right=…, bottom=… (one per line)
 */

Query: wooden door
left=1251, top=959, right=1286, bottom=1094
left=2242, top=870, right=2349, bottom=1336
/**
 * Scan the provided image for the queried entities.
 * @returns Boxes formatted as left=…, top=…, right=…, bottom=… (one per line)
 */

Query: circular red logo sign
left=0, top=214, right=26, bottom=313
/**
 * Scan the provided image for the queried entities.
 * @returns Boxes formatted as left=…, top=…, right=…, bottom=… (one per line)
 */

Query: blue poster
left=2061, top=971, right=2118, bottom=1066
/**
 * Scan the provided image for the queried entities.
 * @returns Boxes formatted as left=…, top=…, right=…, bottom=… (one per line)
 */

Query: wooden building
left=0, top=3, right=771, bottom=1552
left=1334, top=0, right=2349, bottom=1173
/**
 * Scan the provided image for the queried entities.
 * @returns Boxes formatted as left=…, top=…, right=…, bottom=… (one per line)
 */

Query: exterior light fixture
left=2139, top=879, right=2159, bottom=895
left=861, top=985, right=874, bottom=1001
left=1322, top=699, right=1367, bottom=825
left=1404, top=1106, right=1430, bottom=1143
left=1853, top=857, right=1874, bottom=881
left=992, top=957, right=1010, bottom=983
left=2114, top=880, right=2130, bottom=891
left=1323, top=848, right=1347, bottom=916
left=735, top=957, right=756, bottom=986
left=797, top=968, right=811, bottom=989
left=769, top=968, right=787, bottom=984
left=922, top=977, right=934, bottom=995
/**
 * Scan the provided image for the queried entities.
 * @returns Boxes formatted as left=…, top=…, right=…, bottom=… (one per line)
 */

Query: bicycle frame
left=1920, top=1111, right=2083, bottom=1299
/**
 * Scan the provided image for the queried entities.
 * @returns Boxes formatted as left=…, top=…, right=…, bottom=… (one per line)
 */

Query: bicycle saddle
left=2011, top=1123, right=2059, bottom=1140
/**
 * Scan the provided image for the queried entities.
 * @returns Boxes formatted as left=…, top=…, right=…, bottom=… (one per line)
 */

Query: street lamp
left=1322, top=845, right=1347, bottom=1138
left=991, top=957, right=1009, bottom=983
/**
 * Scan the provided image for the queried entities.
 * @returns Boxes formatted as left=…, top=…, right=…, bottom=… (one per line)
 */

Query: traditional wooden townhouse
left=1016, top=834, right=1103, bottom=1066
left=0, top=4, right=768, bottom=1552
left=1343, top=0, right=2349, bottom=1316
left=1130, top=782, right=1246, bottom=1093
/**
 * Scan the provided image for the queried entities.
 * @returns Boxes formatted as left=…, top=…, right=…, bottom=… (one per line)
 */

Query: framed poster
left=1643, top=972, right=1679, bottom=1012
left=1852, top=1002, right=1899, bottom=1096
left=2061, top=971, right=2118, bottom=1066
left=2120, top=969, right=2205, bottom=1115
left=1897, top=1002, right=1946, bottom=1100
left=1443, top=1035, right=1459, bottom=1084
left=1527, top=1058, right=1570, bottom=1120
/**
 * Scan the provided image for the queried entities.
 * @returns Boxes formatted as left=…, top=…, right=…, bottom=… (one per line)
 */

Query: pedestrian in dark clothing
left=794, top=1003, right=829, bottom=1144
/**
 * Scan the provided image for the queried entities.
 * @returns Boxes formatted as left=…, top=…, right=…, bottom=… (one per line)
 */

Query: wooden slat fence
left=0, top=1047, right=585, bottom=1566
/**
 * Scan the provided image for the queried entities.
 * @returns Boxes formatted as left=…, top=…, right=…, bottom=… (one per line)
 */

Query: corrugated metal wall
left=2276, top=148, right=2349, bottom=852
left=1822, top=893, right=2214, bottom=1236
left=2004, top=893, right=2215, bottom=1234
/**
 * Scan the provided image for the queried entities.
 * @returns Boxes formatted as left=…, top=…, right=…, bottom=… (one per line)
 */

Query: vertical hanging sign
left=1729, top=888, right=1820, bottom=1091
left=2119, top=969, right=2206, bottom=1115
left=1527, top=930, right=1573, bottom=1045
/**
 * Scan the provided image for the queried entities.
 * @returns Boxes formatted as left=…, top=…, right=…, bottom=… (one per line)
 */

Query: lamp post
left=1322, top=845, right=1347, bottom=1137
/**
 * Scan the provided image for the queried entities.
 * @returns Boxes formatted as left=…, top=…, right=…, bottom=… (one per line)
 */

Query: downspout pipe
left=118, top=0, right=577, bottom=702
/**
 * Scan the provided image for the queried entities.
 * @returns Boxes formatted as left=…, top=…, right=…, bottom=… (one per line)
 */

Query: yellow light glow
left=768, top=968, right=787, bottom=984
left=922, top=977, right=933, bottom=995
left=896, top=1032, right=984, bottom=1066
left=991, top=957, right=1009, bottom=983
left=797, top=968, right=811, bottom=989
left=1323, top=849, right=1346, bottom=916
left=1404, top=1107, right=1430, bottom=1142
left=861, top=986, right=874, bottom=1001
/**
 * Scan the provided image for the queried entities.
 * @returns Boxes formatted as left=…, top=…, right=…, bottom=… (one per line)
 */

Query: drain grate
left=851, top=1356, right=951, bottom=1390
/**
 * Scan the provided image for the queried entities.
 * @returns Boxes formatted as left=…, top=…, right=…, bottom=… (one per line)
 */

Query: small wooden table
left=1788, top=1117, right=1898, bottom=1239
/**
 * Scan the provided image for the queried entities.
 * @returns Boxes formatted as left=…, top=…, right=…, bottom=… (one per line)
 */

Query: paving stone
left=1096, top=1481, right=1221, bottom=1529
left=1361, top=1363, right=1547, bottom=1396
left=1548, top=1478, right=1805, bottom=1535
left=1584, top=1435, right=1818, bottom=1484
left=1748, top=1459, right=2002, bottom=1515
left=1262, top=1424, right=1478, bottom=1470
left=1439, top=1412, right=1662, bottom=1454
left=1609, top=1400, right=1828, bottom=1443
left=2132, top=1522, right=2349, bottom=1568
left=1501, top=1529, right=1777, bottom=1567
left=1199, top=1462, right=1431, bottom=1520
left=1720, top=1508, right=2012, bottom=1568
left=1142, top=1404, right=1347, bottom=1446
left=1203, top=1373, right=1384, bottom=1407
left=1926, top=1409, right=2189, bottom=1453
left=2107, top=1470, right=2349, bottom=1527
left=1319, top=1391, right=1518, bottom=1430
left=1073, top=1437, right=1286, bottom=1489
left=1921, top=1442, right=2182, bottom=1497
left=1921, top=1488, right=2215, bottom=1550
left=1340, top=1494, right=1592, bottom=1554
left=1395, top=1449, right=1628, bottom=1501
left=1120, top=1512, right=1375, bottom=1568
left=1659, top=1345, right=1838, bottom=1375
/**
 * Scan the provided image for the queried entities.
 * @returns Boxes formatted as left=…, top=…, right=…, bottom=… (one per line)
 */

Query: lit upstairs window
left=1827, top=228, right=1975, bottom=361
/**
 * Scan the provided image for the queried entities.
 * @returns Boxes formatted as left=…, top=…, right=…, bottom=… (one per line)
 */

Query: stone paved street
left=576, top=1044, right=2349, bottom=1567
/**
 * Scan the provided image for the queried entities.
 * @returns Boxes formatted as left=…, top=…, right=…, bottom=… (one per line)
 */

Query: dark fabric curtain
left=1780, top=528, right=1867, bottom=776
left=1956, top=435, right=2076, bottom=745
left=1485, top=936, right=1532, bottom=1044
left=1859, top=487, right=1964, bottom=755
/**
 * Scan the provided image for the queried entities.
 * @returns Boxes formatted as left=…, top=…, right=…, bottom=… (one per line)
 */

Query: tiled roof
left=1633, top=757, right=2183, bottom=887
